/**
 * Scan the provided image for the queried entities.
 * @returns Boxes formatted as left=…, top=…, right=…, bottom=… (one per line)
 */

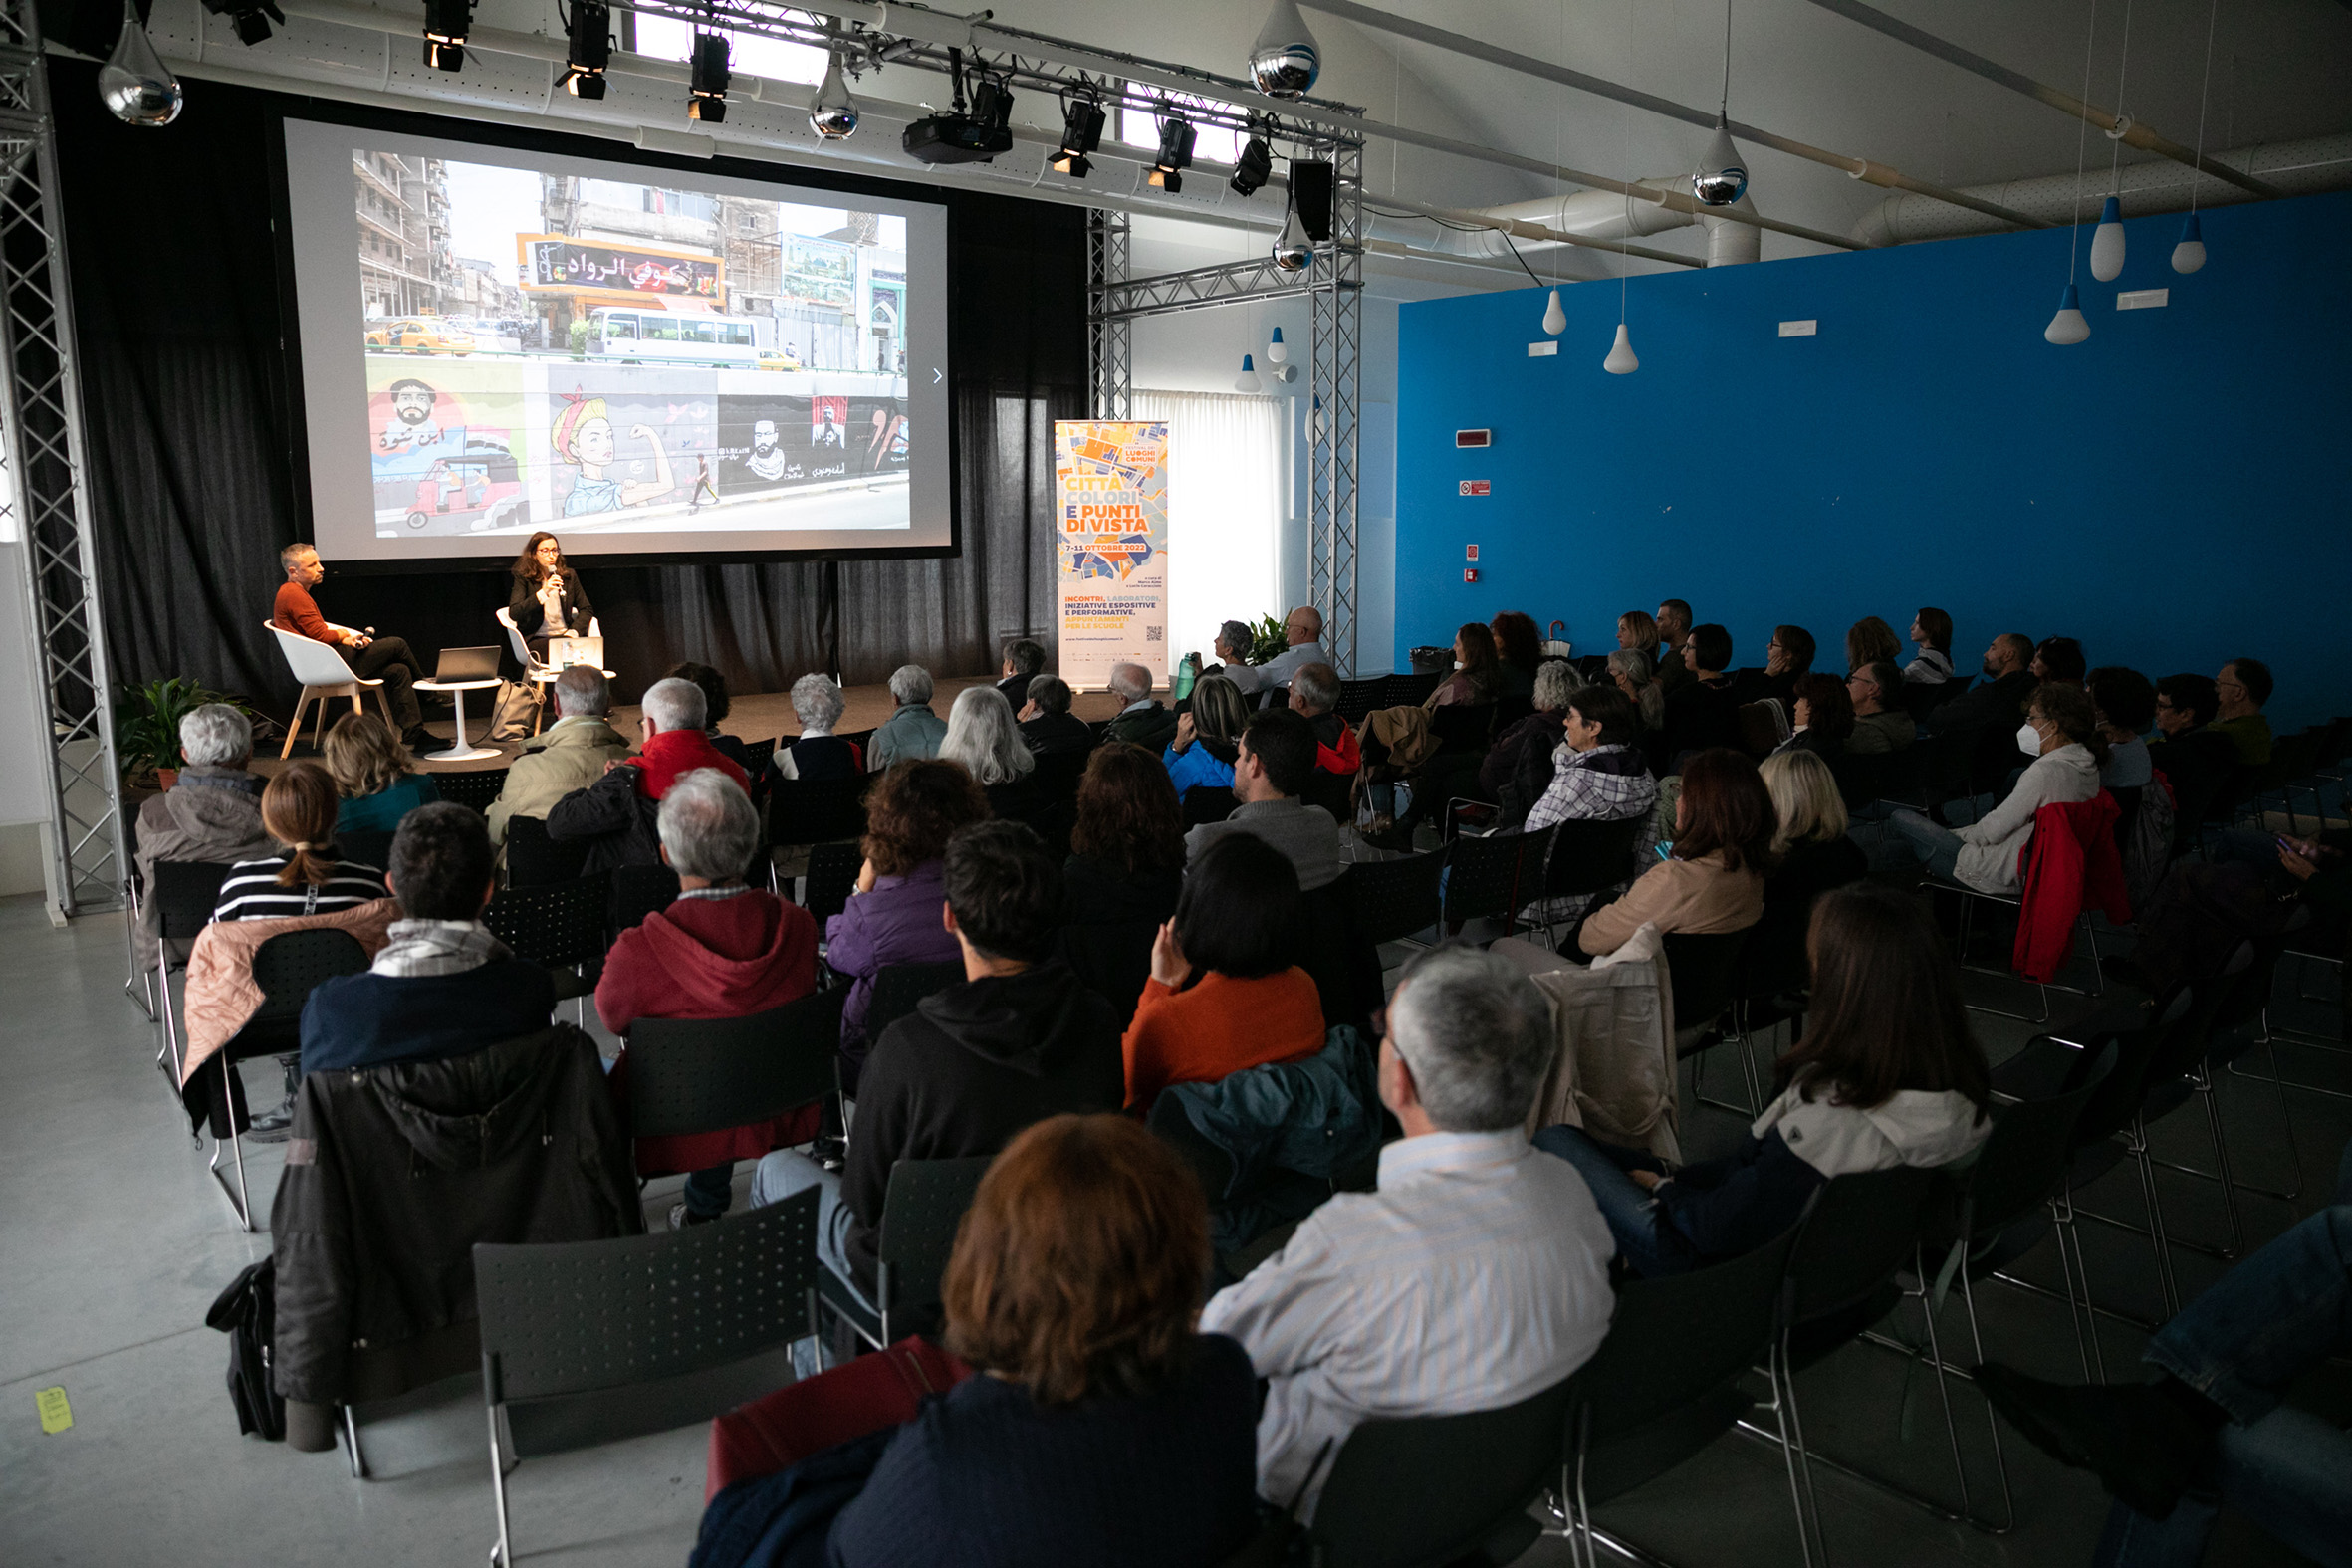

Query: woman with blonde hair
left=1755, top=749, right=1868, bottom=982
left=212, top=761, right=389, bottom=923
left=323, top=711, right=439, bottom=834
left=1163, top=673, right=1249, bottom=794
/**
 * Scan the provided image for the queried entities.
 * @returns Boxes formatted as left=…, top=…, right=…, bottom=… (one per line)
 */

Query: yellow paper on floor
left=36, top=1387, right=71, bottom=1435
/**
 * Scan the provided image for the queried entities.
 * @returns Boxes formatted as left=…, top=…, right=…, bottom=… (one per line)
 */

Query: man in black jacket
left=748, top=819, right=1123, bottom=1307
left=1016, top=673, right=1098, bottom=755
left=1921, top=631, right=2037, bottom=737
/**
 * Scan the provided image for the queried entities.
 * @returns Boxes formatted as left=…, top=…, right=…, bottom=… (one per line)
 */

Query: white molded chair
left=495, top=606, right=609, bottom=735
left=268, top=623, right=393, bottom=758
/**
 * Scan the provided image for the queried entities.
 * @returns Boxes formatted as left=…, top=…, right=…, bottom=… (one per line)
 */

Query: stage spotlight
left=1230, top=133, right=1273, bottom=197
left=1149, top=114, right=1195, bottom=193
left=688, top=31, right=730, bottom=122
left=1053, top=95, right=1105, bottom=178
left=201, top=0, right=286, bottom=47
left=421, top=0, right=471, bottom=70
left=562, top=0, right=610, bottom=99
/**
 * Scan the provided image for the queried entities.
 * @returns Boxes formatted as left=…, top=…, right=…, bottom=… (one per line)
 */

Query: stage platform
left=254, top=673, right=1159, bottom=776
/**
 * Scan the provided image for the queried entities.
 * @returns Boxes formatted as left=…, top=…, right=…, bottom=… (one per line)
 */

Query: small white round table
left=412, top=677, right=504, bottom=762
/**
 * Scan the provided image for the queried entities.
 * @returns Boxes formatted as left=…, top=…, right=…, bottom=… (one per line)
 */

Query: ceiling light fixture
left=2046, top=0, right=2099, bottom=343
left=100, top=0, right=182, bottom=124
left=1149, top=114, right=1196, bottom=192
left=1266, top=325, right=1288, bottom=363
left=561, top=0, right=610, bottom=99
left=1235, top=353, right=1262, bottom=393
left=1690, top=1, right=1749, bottom=206
left=688, top=30, right=730, bottom=121
left=1248, top=0, right=1320, bottom=99
left=1231, top=133, right=1274, bottom=197
left=421, top=0, right=471, bottom=71
left=810, top=42, right=859, bottom=138
left=2175, top=0, right=2218, bottom=273
left=201, top=0, right=285, bottom=47
left=2089, top=0, right=2135, bottom=281
left=1052, top=95, right=1105, bottom=177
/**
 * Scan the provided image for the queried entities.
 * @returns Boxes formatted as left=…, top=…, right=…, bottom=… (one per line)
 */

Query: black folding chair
left=433, top=767, right=510, bottom=814
left=607, top=863, right=680, bottom=936
left=1428, top=703, right=1497, bottom=756
left=1381, top=672, right=1443, bottom=708
left=503, top=815, right=588, bottom=888
left=865, top=961, right=965, bottom=1043
left=483, top=873, right=612, bottom=1006
left=1527, top=816, right=1644, bottom=946
left=149, top=860, right=235, bottom=1085
left=767, top=775, right=869, bottom=848
left=739, top=736, right=778, bottom=777
left=801, top=840, right=864, bottom=926
left=1336, top=677, right=1385, bottom=725
left=475, top=1189, right=823, bottom=1568
left=1664, top=929, right=1750, bottom=1091
left=625, top=990, right=847, bottom=1199
left=1345, top=850, right=1443, bottom=949
left=1307, top=1377, right=1577, bottom=1568
left=1435, top=824, right=1555, bottom=936
left=338, top=827, right=396, bottom=872
left=821, top=1155, right=994, bottom=1351
left=1182, top=785, right=1238, bottom=828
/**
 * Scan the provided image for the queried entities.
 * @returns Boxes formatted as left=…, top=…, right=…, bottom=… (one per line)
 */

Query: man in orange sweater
left=272, top=542, right=428, bottom=748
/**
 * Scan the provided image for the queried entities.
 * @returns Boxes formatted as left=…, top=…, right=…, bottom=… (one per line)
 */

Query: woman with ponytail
left=212, top=761, right=390, bottom=922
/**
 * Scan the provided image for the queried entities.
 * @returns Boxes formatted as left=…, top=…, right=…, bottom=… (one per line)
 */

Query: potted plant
left=1246, top=612, right=1290, bottom=665
left=115, top=677, right=253, bottom=791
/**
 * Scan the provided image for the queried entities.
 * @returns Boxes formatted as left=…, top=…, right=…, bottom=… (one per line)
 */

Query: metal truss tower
left=1086, top=209, right=1131, bottom=421
left=0, top=4, right=125, bottom=918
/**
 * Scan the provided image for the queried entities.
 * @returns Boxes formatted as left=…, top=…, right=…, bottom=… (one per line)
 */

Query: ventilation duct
left=1373, top=177, right=1765, bottom=269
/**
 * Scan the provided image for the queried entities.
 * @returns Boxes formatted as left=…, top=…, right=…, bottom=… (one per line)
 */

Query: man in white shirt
left=1201, top=944, right=1615, bottom=1518
left=1221, top=605, right=1329, bottom=697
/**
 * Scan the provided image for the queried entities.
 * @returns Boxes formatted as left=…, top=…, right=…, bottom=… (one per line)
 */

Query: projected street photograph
left=352, top=147, right=910, bottom=538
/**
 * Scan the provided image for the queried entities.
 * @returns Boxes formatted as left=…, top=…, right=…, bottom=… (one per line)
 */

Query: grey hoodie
left=1752, top=1084, right=1992, bottom=1180
left=134, top=768, right=275, bottom=968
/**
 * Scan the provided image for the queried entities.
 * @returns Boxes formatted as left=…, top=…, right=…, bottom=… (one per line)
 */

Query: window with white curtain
left=1133, top=389, right=1282, bottom=677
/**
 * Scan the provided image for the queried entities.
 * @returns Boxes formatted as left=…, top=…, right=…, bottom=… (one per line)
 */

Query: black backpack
left=205, top=1257, right=285, bottom=1441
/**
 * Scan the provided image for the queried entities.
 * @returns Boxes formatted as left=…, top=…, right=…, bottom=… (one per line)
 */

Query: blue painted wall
left=1395, top=191, right=2352, bottom=728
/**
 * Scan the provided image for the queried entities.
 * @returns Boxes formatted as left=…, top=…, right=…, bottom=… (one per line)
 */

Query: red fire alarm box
left=1465, top=544, right=1480, bottom=561
left=1463, top=567, right=1480, bottom=583
left=1459, top=480, right=1491, bottom=497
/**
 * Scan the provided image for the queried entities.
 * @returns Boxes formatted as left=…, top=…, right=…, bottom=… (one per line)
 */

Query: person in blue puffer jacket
left=1537, top=881, right=1993, bottom=1276
left=1164, top=674, right=1251, bottom=796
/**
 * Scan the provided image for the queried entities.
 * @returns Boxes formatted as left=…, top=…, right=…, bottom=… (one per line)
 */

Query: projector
left=902, top=76, right=1014, bottom=165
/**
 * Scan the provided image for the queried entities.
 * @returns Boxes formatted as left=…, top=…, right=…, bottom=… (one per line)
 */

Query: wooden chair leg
left=374, top=687, right=397, bottom=732
left=281, top=690, right=312, bottom=759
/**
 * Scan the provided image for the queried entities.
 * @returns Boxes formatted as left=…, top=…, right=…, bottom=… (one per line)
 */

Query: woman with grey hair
left=1479, top=659, right=1587, bottom=832
left=942, top=684, right=1049, bottom=828
left=132, top=702, right=275, bottom=973
left=773, top=673, right=860, bottom=782
left=1608, top=647, right=1668, bottom=773
left=869, top=663, right=947, bottom=771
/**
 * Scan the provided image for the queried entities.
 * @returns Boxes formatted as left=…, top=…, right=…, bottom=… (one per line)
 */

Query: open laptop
left=544, top=635, right=605, bottom=671
left=433, top=645, right=501, bottom=682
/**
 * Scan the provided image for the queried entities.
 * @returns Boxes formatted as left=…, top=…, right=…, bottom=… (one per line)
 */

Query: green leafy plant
left=114, top=677, right=253, bottom=784
left=1247, top=612, right=1289, bottom=665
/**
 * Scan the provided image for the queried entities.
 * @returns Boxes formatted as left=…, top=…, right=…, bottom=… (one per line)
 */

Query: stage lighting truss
left=1148, top=113, right=1195, bottom=192
left=561, top=0, right=611, bottom=98
left=687, top=28, right=730, bottom=121
left=1052, top=94, right=1106, bottom=178
left=199, top=0, right=285, bottom=47
left=421, top=0, right=470, bottom=70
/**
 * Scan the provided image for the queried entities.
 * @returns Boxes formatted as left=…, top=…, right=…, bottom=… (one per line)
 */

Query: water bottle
left=1173, top=652, right=1199, bottom=703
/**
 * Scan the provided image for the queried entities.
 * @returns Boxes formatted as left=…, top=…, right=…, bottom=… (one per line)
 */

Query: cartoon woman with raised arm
left=552, top=393, right=675, bottom=516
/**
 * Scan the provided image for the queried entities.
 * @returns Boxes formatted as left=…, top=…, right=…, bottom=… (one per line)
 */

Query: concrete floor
left=2, top=887, right=2344, bottom=1567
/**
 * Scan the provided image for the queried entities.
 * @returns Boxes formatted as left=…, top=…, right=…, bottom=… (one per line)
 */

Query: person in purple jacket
left=827, top=758, right=992, bottom=1080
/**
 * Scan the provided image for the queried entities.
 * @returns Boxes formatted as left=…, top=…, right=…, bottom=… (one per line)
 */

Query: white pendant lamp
left=2088, top=195, right=2126, bottom=282
left=1603, top=324, right=1639, bottom=373
left=2044, top=284, right=2091, bottom=345
left=1266, top=326, right=1288, bottom=363
left=1541, top=289, right=1566, bottom=336
left=2175, top=0, right=2218, bottom=275
left=2172, top=214, right=2207, bottom=274
left=1235, top=353, right=1262, bottom=393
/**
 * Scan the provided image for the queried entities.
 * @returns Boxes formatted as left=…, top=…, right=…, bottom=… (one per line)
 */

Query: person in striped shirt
left=211, top=762, right=388, bottom=925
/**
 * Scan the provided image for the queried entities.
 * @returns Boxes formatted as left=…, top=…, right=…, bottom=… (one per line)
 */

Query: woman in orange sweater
left=1122, top=833, right=1326, bottom=1113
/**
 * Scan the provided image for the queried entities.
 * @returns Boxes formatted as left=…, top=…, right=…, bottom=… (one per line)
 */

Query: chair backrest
left=875, top=1155, right=996, bottom=1311
left=740, top=736, right=778, bottom=777
left=1429, top=703, right=1497, bottom=754
left=608, top=863, right=681, bottom=935
left=503, top=815, right=589, bottom=888
left=1031, top=748, right=1090, bottom=802
left=1182, top=784, right=1239, bottom=828
left=339, top=826, right=396, bottom=872
left=1785, top=1163, right=1944, bottom=1324
left=867, top=960, right=967, bottom=1042
left=246, top=929, right=372, bottom=1024
left=1145, top=1090, right=1238, bottom=1206
left=483, top=873, right=612, bottom=970
left=151, top=860, right=235, bottom=939
left=1381, top=672, right=1443, bottom=709
left=433, top=768, right=511, bottom=814
left=1437, top=825, right=1556, bottom=927
left=1301, top=768, right=1355, bottom=823
left=624, top=990, right=845, bottom=1138
left=1968, top=1043, right=2116, bottom=1242
left=801, top=839, right=865, bottom=925
left=475, top=1187, right=823, bottom=1457
left=268, top=622, right=360, bottom=688
left=493, top=605, right=535, bottom=670
left=1336, top=677, right=1386, bottom=724
left=1541, top=815, right=1644, bottom=900
left=1309, top=1376, right=1577, bottom=1568
left=1661, top=929, right=1747, bottom=1032
left=1345, top=850, right=1443, bottom=947
left=768, top=775, right=869, bottom=846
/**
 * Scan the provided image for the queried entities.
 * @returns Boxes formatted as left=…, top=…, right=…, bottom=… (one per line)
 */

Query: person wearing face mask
left=1883, top=684, right=2106, bottom=893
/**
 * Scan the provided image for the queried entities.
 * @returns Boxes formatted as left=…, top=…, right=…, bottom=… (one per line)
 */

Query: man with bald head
left=1100, top=660, right=1178, bottom=752
left=1921, top=631, right=2038, bottom=737
left=1222, top=604, right=1330, bottom=700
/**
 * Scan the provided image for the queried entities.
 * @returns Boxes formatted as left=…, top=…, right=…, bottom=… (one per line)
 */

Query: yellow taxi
left=364, top=318, right=476, bottom=354
left=756, top=347, right=803, bottom=371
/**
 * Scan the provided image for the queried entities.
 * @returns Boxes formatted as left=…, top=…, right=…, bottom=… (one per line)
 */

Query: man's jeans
left=749, top=1149, right=870, bottom=1310
left=2095, top=1139, right=2352, bottom=1567
left=1533, top=1124, right=1690, bottom=1277
left=1885, top=808, right=1966, bottom=881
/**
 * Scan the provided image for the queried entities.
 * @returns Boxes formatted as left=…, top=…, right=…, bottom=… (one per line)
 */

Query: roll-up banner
left=1053, top=421, right=1170, bottom=690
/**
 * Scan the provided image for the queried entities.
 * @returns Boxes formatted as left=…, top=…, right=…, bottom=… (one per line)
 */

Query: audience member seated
left=2087, top=666, right=2158, bottom=792
left=828, top=1114, right=1259, bottom=1568
left=2212, top=656, right=2274, bottom=765
left=1164, top=673, right=1248, bottom=794
left=1525, top=682, right=1657, bottom=840
left=942, top=685, right=1042, bottom=823
left=1220, top=605, right=1328, bottom=699
left=1102, top=661, right=1179, bottom=753
left=1607, top=646, right=1667, bottom=734
left=298, top=802, right=555, bottom=1075
left=772, top=673, right=861, bottom=781
left=1774, top=672, right=1855, bottom=761
left=1490, top=609, right=1543, bottom=701
left=1920, top=631, right=2036, bottom=737
left=1537, top=884, right=1991, bottom=1274
left=2148, top=672, right=2236, bottom=828
left=485, top=666, right=630, bottom=846
left=1845, top=615, right=1902, bottom=674
left=1288, top=662, right=1360, bottom=777
left=133, top=703, right=274, bottom=974
left=1653, top=598, right=1696, bottom=697
left=1121, top=833, right=1324, bottom=1114
left=1661, top=622, right=1742, bottom=765
left=1060, top=744, right=1187, bottom=1018
left=1427, top=621, right=1502, bottom=708
left=214, top=761, right=389, bottom=923
left=868, top=664, right=948, bottom=771
left=1845, top=662, right=1917, bottom=754
left=323, top=712, right=439, bottom=835
left=1482, top=659, right=1581, bottom=830
left=1573, top=748, right=1770, bottom=960
left=1201, top=945, right=1613, bottom=1520
left=995, top=636, right=1047, bottom=707
left=1905, top=606, right=1956, bottom=686
left=751, top=822, right=1123, bottom=1313
left=1756, top=750, right=1868, bottom=967
left=549, top=677, right=748, bottom=874
left=1200, top=618, right=1256, bottom=681
left=594, top=769, right=820, bottom=1231
left=1737, top=623, right=1815, bottom=706
left=1616, top=608, right=1663, bottom=686
left=826, top=759, right=990, bottom=1070
left=1016, top=674, right=1095, bottom=756
left=1883, top=682, right=2105, bottom=891
left=2031, top=636, right=2087, bottom=689
left=1185, top=708, right=1342, bottom=893
left=666, top=661, right=756, bottom=780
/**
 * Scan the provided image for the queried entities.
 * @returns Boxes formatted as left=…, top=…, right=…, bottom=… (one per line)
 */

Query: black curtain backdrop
left=50, top=58, right=1081, bottom=719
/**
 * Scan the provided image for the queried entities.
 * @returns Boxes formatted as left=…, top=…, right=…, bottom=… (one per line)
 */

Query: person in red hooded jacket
left=547, top=675, right=750, bottom=876
left=596, top=766, right=817, bottom=1230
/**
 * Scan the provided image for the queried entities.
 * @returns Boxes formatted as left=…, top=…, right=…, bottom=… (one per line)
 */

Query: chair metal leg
left=157, top=953, right=185, bottom=1089
left=2129, top=1120, right=2182, bottom=1318
left=1913, top=1260, right=1983, bottom=1529
left=207, top=1087, right=255, bottom=1232
left=487, top=1400, right=515, bottom=1567
left=2051, top=1192, right=2102, bottom=1381
left=342, top=1403, right=367, bottom=1479
left=1770, top=1339, right=1826, bottom=1568
left=1954, top=1266, right=2017, bottom=1532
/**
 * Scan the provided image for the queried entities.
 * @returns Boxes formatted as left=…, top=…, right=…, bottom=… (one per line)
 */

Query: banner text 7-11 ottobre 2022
left=1054, top=421, right=1170, bottom=690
